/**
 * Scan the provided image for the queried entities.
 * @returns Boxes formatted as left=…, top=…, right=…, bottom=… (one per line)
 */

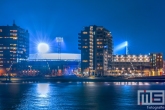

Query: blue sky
left=0, top=0, right=165, bottom=55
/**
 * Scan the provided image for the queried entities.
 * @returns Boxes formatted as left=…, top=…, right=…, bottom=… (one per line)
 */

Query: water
left=0, top=82, right=165, bottom=110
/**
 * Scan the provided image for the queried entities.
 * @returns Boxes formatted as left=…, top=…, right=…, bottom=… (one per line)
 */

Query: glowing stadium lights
left=37, top=43, right=49, bottom=53
left=125, top=41, right=128, bottom=46
left=114, top=41, right=128, bottom=54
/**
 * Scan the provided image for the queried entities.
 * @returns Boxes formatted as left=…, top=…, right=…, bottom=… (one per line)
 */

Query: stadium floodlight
left=114, top=41, right=128, bottom=54
left=125, top=41, right=128, bottom=55
left=115, top=41, right=128, bottom=51
left=37, top=43, right=49, bottom=53
left=56, top=37, right=63, bottom=42
left=125, top=41, right=128, bottom=47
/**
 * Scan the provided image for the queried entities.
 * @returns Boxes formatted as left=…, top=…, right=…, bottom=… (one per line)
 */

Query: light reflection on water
left=0, top=82, right=164, bottom=110
left=37, top=83, right=50, bottom=98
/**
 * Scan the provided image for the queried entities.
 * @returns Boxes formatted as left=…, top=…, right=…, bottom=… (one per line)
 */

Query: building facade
left=150, top=53, right=163, bottom=76
left=78, top=25, right=113, bottom=76
left=163, top=60, right=165, bottom=75
left=109, top=53, right=163, bottom=76
left=20, top=53, right=80, bottom=77
left=0, top=22, right=29, bottom=75
left=110, top=54, right=150, bottom=76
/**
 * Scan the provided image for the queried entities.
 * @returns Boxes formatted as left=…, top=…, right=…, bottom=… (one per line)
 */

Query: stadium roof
left=28, top=53, right=81, bottom=61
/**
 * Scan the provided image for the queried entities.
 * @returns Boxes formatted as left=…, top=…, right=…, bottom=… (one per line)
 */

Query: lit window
left=97, top=42, right=102, bottom=44
left=0, top=29, right=2, bottom=32
left=82, top=46, right=88, bottom=48
left=82, top=60, right=88, bottom=62
left=10, top=33, right=17, bottom=36
left=83, top=32, right=87, bottom=34
left=10, top=30, right=17, bottom=32
left=90, top=26, right=93, bottom=30
left=13, top=30, right=17, bottom=32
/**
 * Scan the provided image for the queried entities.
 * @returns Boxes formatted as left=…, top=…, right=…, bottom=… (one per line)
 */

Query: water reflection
left=112, top=82, right=160, bottom=85
left=0, top=82, right=165, bottom=110
left=37, top=83, right=50, bottom=98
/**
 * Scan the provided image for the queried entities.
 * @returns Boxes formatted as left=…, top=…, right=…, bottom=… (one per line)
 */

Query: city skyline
left=0, top=0, right=165, bottom=55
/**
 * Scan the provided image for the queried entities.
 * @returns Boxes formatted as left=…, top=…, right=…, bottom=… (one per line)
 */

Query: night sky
left=0, top=0, right=165, bottom=55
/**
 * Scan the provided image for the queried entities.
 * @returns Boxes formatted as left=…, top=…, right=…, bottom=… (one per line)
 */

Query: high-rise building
left=78, top=25, right=113, bottom=76
left=0, top=22, right=29, bottom=74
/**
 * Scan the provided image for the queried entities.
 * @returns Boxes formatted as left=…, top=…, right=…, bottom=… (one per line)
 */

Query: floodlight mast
left=56, top=37, right=63, bottom=60
left=125, top=41, right=128, bottom=55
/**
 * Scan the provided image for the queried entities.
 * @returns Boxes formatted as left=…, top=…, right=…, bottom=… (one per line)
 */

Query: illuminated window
left=13, top=30, right=17, bottom=32
left=10, top=30, right=17, bottom=32
left=10, top=33, right=17, bottom=36
left=0, top=29, right=2, bottom=32
left=83, top=32, right=87, bottom=34
left=0, top=54, right=3, bottom=56
left=97, top=42, right=102, bottom=44
left=82, top=46, right=88, bottom=48
left=82, top=60, right=88, bottom=62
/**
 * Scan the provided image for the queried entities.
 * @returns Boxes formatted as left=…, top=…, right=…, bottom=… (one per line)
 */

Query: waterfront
left=1, top=76, right=165, bottom=83
left=0, top=82, right=165, bottom=110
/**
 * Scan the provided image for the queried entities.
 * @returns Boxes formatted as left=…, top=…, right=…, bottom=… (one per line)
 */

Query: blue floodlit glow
left=125, top=41, right=128, bottom=46
left=37, top=43, right=49, bottom=53
left=114, top=41, right=128, bottom=53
